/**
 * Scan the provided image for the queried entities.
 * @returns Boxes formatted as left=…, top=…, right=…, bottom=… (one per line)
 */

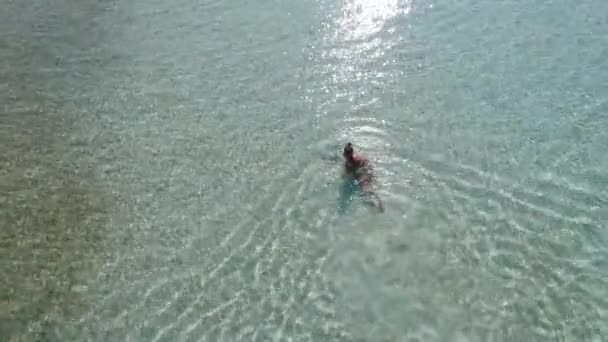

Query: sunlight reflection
left=335, top=0, right=411, bottom=42
left=322, top=0, right=411, bottom=91
left=314, top=0, right=413, bottom=119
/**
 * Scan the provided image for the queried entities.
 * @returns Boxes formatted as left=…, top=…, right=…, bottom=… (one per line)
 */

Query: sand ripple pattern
left=59, top=118, right=358, bottom=341
left=9, top=0, right=608, bottom=341
left=297, top=92, right=608, bottom=340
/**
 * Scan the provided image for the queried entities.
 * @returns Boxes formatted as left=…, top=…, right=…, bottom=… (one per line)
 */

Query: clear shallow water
left=2, top=0, right=608, bottom=341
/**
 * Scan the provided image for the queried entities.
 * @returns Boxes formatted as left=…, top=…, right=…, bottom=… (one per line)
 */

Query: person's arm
left=356, top=158, right=373, bottom=176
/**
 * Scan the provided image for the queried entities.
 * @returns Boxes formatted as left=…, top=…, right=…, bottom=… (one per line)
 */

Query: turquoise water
left=2, top=0, right=608, bottom=340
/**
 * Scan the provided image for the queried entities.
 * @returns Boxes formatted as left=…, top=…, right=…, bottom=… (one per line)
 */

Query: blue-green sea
left=2, top=0, right=607, bottom=340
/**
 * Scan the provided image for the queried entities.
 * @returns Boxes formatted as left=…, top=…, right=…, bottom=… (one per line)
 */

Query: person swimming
left=342, top=142, right=384, bottom=212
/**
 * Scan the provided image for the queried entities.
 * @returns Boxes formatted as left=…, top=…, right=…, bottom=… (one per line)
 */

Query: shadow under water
left=337, top=176, right=358, bottom=214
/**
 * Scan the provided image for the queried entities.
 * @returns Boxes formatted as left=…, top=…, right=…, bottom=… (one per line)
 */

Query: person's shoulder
left=355, top=154, right=370, bottom=163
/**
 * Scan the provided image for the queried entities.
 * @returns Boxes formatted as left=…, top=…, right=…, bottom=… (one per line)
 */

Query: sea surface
left=2, top=0, right=608, bottom=341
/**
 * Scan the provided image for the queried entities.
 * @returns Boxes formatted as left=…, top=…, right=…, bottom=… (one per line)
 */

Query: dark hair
left=343, top=142, right=353, bottom=156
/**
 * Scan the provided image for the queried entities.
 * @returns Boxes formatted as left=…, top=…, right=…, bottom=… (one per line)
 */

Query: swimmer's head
left=343, top=142, right=354, bottom=159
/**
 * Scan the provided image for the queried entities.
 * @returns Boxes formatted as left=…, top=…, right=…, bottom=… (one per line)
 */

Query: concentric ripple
left=67, top=126, right=357, bottom=341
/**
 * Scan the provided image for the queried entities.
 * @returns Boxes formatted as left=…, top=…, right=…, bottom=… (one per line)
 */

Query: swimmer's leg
left=359, top=185, right=384, bottom=212
left=368, top=190, right=385, bottom=212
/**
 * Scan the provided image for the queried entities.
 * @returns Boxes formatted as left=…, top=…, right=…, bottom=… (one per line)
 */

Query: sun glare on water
left=335, top=0, right=412, bottom=42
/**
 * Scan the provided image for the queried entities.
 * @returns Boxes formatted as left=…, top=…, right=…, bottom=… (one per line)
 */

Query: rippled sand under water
left=2, top=0, right=608, bottom=341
